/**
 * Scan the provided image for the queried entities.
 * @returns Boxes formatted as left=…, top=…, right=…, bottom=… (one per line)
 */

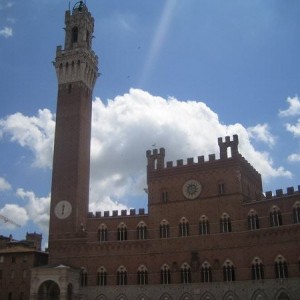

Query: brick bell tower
left=49, top=1, right=98, bottom=250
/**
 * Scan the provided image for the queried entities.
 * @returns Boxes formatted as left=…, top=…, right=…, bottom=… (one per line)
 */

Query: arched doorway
left=38, top=280, right=60, bottom=300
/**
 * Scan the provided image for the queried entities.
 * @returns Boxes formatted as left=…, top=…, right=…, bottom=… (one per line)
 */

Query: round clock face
left=54, top=201, right=72, bottom=219
left=182, top=180, right=202, bottom=199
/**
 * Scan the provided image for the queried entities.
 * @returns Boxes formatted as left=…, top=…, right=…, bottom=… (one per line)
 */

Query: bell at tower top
left=72, top=1, right=87, bottom=13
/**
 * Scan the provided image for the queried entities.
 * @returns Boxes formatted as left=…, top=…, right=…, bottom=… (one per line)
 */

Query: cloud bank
left=0, top=89, right=292, bottom=233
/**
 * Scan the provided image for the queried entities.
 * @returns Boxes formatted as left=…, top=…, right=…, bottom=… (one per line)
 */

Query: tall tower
left=49, top=1, right=98, bottom=247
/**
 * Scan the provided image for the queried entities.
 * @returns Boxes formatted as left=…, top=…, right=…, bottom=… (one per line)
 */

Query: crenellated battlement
left=218, top=134, right=239, bottom=159
left=146, top=135, right=241, bottom=172
left=87, top=208, right=147, bottom=219
left=146, top=147, right=165, bottom=170
left=264, top=185, right=300, bottom=200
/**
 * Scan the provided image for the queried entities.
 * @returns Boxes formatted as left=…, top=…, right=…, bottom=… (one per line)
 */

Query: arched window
left=199, top=215, right=210, bottom=235
left=180, top=263, right=191, bottom=284
left=270, top=206, right=282, bottom=227
left=97, top=267, right=107, bottom=286
left=251, top=257, right=264, bottom=280
left=293, top=201, right=300, bottom=224
left=137, top=265, right=148, bottom=285
left=248, top=209, right=259, bottom=230
left=137, top=221, right=147, bottom=240
left=98, top=223, right=107, bottom=242
left=200, top=261, right=212, bottom=283
left=275, top=255, right=288, bottom=279
left=179, top=217, right=189, bottom=237
left=223, top=260, right=235, bottom=282
left=72, top=27, right=78, bottom=44
left=117, top=266, right=127, bottom=285
left=160, top=219, right=170, bottom=238
left=160, top=264, right=171, bottom=285
left=117, top=223, right=127, bottom=241
left=220, top=213, right=232, bottom=233
left=80, top=268, right=88, bottom=286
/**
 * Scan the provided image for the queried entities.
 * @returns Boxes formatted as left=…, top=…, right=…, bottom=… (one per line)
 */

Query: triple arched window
left=117, top=266, right=127, bottom=285
left=275, top=255, right=288, bottom=279
left=220, top=213, right=232, bottom=233
left=137, top=221, right=147, bottom=240
left=180, top=263, right=191, bottom=284
left=160, top=264, right=171, bottom=284
left=97, top=267, right=107, bottom=286
left=160, top=219, right=170, bottom=238
left=200, top=261, right=212, bottom=282
left=251, top=257, right=264, bottom=280
left=223, top=260, right=235, bottom=282
left=179, top=217, right=189, bottom=237
left=117, top=223, right=127, bottom=241
left=199, top=215, right=210, bottom=235
left=98, top=223, right=107, bottom=242
left=137, top=265, right=148, bottom=285
left=270, top=206, right=282, bottom=227
left=293, top=201, right=300, bottom=224
left=248, top=210, right=259, bottom=230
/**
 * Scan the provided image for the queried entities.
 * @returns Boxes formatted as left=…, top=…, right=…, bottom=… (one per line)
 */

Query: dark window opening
left=72, top=27, right=78, bottom=44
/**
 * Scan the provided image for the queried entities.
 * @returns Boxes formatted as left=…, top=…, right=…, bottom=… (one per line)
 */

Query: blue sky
left=1, top=0, right=300, bottom=247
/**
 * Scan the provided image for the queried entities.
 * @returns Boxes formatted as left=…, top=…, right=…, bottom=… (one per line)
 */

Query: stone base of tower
left=30, top=265, right=81, bottom=300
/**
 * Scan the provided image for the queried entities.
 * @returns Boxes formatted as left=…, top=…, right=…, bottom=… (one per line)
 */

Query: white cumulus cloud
left=0, top=204, right=28, bottom=229
left=285, top=122, right=300, bottom=137
left=0, top=177, right=11, bottom=191
left=278, top=96, right=300, bottom=162
left=279, top=96, right=300, bottom=118
left=288, top=153, right=300, bottom=162
left=16, top=188, right=50, bottom=232
left=0, top=26, right=13, bottom=38
left=0, top=109, right=55, bottom=168
left=247, top=123, right=275, bottom=147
